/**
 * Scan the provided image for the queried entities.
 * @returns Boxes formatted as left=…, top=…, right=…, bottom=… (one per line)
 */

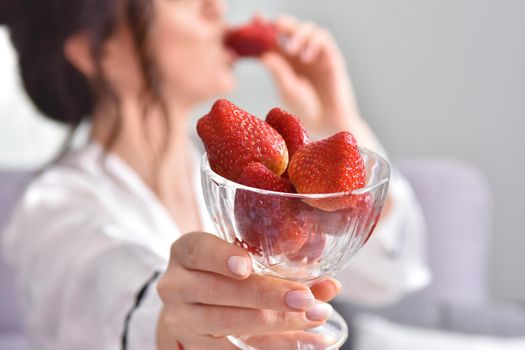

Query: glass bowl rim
left=201, top=147, right=391, bottom=199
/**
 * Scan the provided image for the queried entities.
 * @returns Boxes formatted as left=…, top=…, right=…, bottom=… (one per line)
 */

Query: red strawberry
left=364, top=214, right=382, bottom=244
left=352, top=195, right=383, bottom=245
left=234, top=162, right=307, bottom=256
left=266, top=108, right=310, bottom=158
left=288, top=132, right=366, bottom=211
left=285, top=194, right=372, bottom=263
left=225, top=21, right=278, bottom=57
left=237, top=162, right=294, bottom=193
left=197, top=99, right=288, bottom=181
left=286, top=232, right=326, bottom=264
left=312, top=207, right=354, bottom=236
left=313, top=193, right=372, bottom=236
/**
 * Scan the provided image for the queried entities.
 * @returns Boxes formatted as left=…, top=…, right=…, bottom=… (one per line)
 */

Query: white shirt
left=2, top=142, right=430, bottom=350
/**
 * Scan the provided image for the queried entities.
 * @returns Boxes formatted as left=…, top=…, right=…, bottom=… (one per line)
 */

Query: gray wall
left=0, top=28, right=66, bottom=168
left=226, top=0, right=525, bottom=303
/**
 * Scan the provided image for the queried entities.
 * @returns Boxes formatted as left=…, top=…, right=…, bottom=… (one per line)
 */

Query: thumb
left=260, top=52, right=301, bottom=96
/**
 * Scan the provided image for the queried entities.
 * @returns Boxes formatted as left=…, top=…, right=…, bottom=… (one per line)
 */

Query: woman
left=1, top=0, right=430, bottom=348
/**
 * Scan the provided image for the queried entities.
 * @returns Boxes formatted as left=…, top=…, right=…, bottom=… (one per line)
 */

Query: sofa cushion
left=0, top=171, right=31, bottom=332
left=0, top=333, right=32, bottom=350
left=353, top=314, right=525, bottom=350
left=398, top=159, right=492, bottom=304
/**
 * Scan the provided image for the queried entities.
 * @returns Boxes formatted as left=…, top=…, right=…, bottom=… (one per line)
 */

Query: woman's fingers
left=167, top=233, right=336, bottom=312
left=180, top=332, right=334, bottom=350
left=310, top=278, right=342, bottom=302
left=170, top=232, right=252, bottom=279
left=173, top=336, right=237, bottom=350
left=274, top=15, right=300, bottom=37
left=261, top=51, right=322, bottom=121
left=261, top=52, right=302, bottom=93
left=275, top=16, right=330, bottom=63
left=191, top=304, right=331, bottom=337
left=285, top=21, right=317, bottom=56
left=180, top=270, right=316, bottom=312
left=182, top=336, right=238, bottom=350
left=245, top=331, right=336, bottom=350
left=275, top=16, right=307, bottom=55
left=158, top=307, right=239, bottom=350
left=301, top=29, right=332, bottom=63
left=163, top=233, right=342, bottom=347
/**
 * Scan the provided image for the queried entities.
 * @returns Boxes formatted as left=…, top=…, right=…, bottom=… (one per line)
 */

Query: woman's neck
left=91, top=100, right=204, bottom=233
left=91, top=100, right=191, bottom=183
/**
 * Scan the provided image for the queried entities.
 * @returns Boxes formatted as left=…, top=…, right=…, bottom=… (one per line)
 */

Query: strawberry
left=312, top=207, right=354, bottom=236
left=266, top=108, right=310, bottom=158
left=364, top=214, right=381, bottom=244
left=288, top=131, right=366, bottom=211
left=286, top=194, right=372, bottom=263
left=234, top=162, right=307, bottom=256
left=197, top=99, right=288, bottom=181
left=352, top=195, right=383, bottom=244
left=314, top=193, right=372, bottom=236
left=286, top=231, right=326, bottom=264
left=237, top=162, right=295, bottom=193
left=225, top=21, right=278, bottom=57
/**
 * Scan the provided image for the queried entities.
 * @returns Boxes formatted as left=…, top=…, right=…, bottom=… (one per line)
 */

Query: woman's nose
left=204, top=0, right=227, bottom=21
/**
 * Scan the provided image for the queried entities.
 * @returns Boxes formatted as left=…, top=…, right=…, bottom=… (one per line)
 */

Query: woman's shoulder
left=5, top=142, right=131, bottom=233
left=4, top=142, right=176, bottom=240
left=2, top=142, right=177, bottom=264
left=24, top=144, right=112, bottom=204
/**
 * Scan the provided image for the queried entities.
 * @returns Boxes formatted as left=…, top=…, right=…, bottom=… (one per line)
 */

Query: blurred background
left=1, top=0, right=525, bottom=348
left=3, top=0, right=523, bottom=303
left=223, top=0, right=525, bottom=305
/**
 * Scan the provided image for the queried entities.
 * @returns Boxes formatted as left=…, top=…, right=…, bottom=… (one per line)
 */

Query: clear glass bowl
left=201, top=148, right=391, bottom=349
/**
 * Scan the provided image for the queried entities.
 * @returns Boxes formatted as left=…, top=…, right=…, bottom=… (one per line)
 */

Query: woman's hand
left=262, top=16, right=381, bottom=152
left=157, top=232, right=341, bottom=350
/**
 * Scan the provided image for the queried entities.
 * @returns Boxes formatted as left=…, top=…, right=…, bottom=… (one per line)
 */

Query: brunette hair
left=6, top=0, right=167, bottom=162
left=0, top=0, right=16, bottom=25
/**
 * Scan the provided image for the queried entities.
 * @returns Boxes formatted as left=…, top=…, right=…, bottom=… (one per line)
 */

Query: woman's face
left=149, top=0, right=235, bottom=106
left=97, top=0, right=235, bottom=108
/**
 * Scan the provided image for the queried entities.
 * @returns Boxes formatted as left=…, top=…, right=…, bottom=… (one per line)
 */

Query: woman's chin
left=221, top=71, right=237, bottom=91
left=173, top=76, right=236, bottom=107
left=210, top=74, right=237, bottom=97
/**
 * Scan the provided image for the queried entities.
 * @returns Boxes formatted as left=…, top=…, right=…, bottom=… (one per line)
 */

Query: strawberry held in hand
left=197, top=99, right=288, bottom=181
left=225, top=21, right=278, bottom=57
left=234, top=163, right=307, bottom=255
left=288, top=131, right=366, bottom=211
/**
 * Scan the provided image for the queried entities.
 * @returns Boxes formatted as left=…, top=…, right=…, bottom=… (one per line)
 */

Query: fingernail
left=227, top=256, right=249, bottom=277
left=278, top=34, right=288, bottom=49
left=306, top=302, right=333, bottom=322
left=332, top=279, right=342, bottom=292
left=304, top=334, right=335, bottom=350
left=285, top=290, right=315, bottom=310
left=301, top=48, right=314, bottom=63
left=286, top=38, right=299, bottom=54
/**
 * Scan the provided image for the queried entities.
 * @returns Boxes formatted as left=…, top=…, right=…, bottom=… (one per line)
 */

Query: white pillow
left=354, top=314, right=525, bottom=350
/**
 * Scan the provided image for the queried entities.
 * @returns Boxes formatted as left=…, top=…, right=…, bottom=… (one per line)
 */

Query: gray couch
left=0, top=172, right=31, bottom=350
left=336, top=159, right=525, bottom=349
left=1, top=160, right=524, bottom=350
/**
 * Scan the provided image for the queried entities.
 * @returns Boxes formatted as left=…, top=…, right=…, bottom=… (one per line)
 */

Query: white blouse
left=2, top=142, right=430, bottom=350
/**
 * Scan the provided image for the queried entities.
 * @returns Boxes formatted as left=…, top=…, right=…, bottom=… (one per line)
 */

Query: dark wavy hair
left=0, top=0, right=16, bottom=25
left=4, top=0, right=168, bottom=163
